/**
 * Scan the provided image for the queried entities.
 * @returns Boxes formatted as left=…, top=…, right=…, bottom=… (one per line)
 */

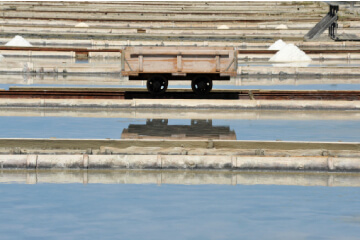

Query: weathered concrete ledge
left=1, top=170, right=360, bottom=187
left=0, top=98, right=360, bottom=110
left=0, top=139, right=360, bottom=171
left=1, top=154, right=360, bottom=172
left=1, top=139, right=360, bottom=152
left=1, top=108, right=359, bottom=121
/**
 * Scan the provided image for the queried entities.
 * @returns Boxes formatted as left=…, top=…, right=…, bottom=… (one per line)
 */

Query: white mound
left=276, top=24, right=288, bottom=30
left=217, top=25, right=229, bottom=30
left=272, top=62, right=310, bottom=67
left=269, top=44, right=312, bottom=62
left=75, top=22, right=89, bottom=28
left=5, top=35, right=32, bottom=47
left=268, top=39, right=287, bottom=50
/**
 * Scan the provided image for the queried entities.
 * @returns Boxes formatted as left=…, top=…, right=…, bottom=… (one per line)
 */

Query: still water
left=0, top=116, right=360, bottom=142
left=1, top=76, right=359, bottom=238
left=0, top=181, right=360, bottom=239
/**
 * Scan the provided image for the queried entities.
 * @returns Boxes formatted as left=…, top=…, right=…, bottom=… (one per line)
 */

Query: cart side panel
left=182, top=57, right=217, bottom=73
left=142, top=57, right=177, bottom=73
left=121, top=46, right=236, bottom=76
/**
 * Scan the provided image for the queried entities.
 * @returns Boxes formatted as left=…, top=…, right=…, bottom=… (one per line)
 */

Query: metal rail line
left=1, top=46, right=360, bottom=55
left=0, top=46, right=122, bottom=53
left=1, top=89, right=360, bottom=100
left=0, top=15, right=321, bottom=23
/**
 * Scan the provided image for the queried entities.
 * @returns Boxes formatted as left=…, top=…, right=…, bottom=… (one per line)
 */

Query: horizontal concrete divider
left=0, top=98, right=360, bottom=110
left=0, top=154, right=360, bottom=171
left=236, top=156, right=330, bottom=171
left=1, top=170, right=360, bottom=187
left=89, top=155, right=160, bottom=169
left=1, top=139, right=360, bottom=152
left=1, top=108, right=360, bottom=121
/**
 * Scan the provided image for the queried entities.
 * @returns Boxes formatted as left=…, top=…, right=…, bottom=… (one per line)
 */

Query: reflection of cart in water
left=121, top=119, right=236, bottom=140
left=121, top=46, right=237, bottom=94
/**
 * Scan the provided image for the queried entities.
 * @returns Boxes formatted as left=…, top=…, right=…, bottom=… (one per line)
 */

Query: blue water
left=0, top=183, right=359, bottom=239
left=1, top=79, right=360, bottom=239
left=0, top=117, right=359, bottom=142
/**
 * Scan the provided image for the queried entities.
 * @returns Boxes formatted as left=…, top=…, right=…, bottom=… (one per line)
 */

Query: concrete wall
left=1, top=170, right=360, bottom=187
left=0, top=154, right=360, bottom=171
left=0, top=98, right=359, bottom=111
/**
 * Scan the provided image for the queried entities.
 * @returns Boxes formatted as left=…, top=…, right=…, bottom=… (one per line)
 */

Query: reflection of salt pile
left=75, top=22, right=89, bottom=28
left=269, top=44, right=311, bottom=62
left=268, top=39, right=287, bottom=50
left=217, top=25, right=229, bottom=29
left=5, top=35, right=32, bottom=47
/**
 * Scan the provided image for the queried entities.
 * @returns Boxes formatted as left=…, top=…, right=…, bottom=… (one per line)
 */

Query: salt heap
left=269, top=44, right=311, bottom=62
left=275, top=24, right=288, bottom=30
left=268, top=39, right=287, bottom=50
left=5, top=35, right=32, bottom=47
left=272, top=62, right=310, bottom=67
left=75, top=22, right=89, bottom=28
left=217, top=25, right=229, bottom=30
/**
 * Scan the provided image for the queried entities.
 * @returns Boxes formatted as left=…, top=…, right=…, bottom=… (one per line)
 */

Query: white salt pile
left=268, top=39, right=287, bottom=50
left=5, top=35, right=32, bottom=47
left=269, top=44, right=311, bottom=62
left=217, top=25, right=229, bottom=30
left=275, top=24, right=288, bottom=29
left=272, top=62, right=310, bottom=67
left=75, top=22, right=89, bottom=28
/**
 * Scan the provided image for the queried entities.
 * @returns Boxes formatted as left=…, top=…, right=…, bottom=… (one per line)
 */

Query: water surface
left=0, top=182, right=359, bottom=239
left=0, top=117, right=359, bottom=142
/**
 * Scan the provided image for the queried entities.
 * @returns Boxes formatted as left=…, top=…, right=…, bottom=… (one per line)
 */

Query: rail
left=2, top=88, right=360, bottom=101
left=2, top=46, right=360, bottom=54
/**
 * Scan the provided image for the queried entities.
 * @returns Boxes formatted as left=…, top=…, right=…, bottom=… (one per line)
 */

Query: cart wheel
left=191, top=75, right=213, bottom=94
left=147, top=75, right=168, bottom=94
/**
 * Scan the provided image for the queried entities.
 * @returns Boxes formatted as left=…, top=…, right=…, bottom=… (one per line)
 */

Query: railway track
left=1, top=88, right=360, bottom=101
left=2, top=46, right=360, bottom=55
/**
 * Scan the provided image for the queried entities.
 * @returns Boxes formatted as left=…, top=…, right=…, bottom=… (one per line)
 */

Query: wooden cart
left=121, top=46, right=237, bottom=94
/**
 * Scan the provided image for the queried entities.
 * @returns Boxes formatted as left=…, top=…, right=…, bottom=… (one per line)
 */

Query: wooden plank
left=139, top=55, right=143, bottom=72
left=130, top=50, right=230, bottom=56
left=177, top=55, right=182, bottom=72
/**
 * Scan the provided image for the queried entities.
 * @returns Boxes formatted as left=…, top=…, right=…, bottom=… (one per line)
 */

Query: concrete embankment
left=0, top=98, right=359, bottom=110
left=1, top=108, right=359, bottom=121
left=1, top=170, right=360, bottom=187
left=1, top=139, right=360, bottom=172
left=1, top=154, right=360, bottom=172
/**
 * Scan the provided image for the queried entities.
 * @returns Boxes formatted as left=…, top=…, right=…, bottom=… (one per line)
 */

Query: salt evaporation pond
left=0, top=183, right=360, bottom=239
left=1, top=117, right=360, bottom=142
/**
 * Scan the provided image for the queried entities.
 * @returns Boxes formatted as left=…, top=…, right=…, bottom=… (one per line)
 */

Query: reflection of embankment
left=121, top=119, right=236, bottom=140
left=1, top=170, right=360, bottom=187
